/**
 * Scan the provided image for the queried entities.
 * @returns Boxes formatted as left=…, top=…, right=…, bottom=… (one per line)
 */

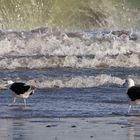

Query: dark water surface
left=1, top=67, right=140, bottom=80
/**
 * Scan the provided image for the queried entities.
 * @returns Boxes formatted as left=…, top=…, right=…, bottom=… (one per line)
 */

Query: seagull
left=123, top=78, right=140, bottom=113
left=7, top=80, right=35, bottom=107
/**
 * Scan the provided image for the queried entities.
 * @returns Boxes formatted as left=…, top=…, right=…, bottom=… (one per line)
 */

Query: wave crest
left=26, top=74, right=124, bottom=89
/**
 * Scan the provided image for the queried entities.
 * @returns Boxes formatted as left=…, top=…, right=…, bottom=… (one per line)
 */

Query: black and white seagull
left=7, top=80, right=35, bottom=107
left=123, top=78, right=140, bottom=113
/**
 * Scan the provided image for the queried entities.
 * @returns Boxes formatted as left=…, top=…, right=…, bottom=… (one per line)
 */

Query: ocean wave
left=0, top=28, right=140, bottom=69
left=24, top=74, right=123, bottom=89
left=0, top=74, right=124, bottom=89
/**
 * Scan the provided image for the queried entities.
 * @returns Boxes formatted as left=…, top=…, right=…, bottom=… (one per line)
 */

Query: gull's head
left=7, top=80, right=14, bottom=85
left=123, top=78, right=135, bottom=88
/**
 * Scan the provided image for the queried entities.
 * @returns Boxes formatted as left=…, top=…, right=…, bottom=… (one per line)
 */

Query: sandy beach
left=0, top=116, right=139, bottom=140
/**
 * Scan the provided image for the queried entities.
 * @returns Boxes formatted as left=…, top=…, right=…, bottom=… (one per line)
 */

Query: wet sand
left=0, top=116, right=139, bottom=140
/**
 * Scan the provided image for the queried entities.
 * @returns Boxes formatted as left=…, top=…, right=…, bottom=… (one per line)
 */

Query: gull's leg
left=139, top=106, right=140, bottom=113
left=128, top=104, right=132, bottom=113
left=128, top=101, right=134, bottom=113
left=23, top=99, right=27, bottom=107
left=9, top=97, right=16, bottom=106
left=138, top=104, right=140, bottom=113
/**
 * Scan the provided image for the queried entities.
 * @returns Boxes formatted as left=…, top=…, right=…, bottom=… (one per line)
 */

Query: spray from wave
left=0, top=0, right=140, bottom=30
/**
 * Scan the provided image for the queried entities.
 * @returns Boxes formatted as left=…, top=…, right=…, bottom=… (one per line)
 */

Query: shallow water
left=0, top=117, right=135, bottom=140
left=0, top=68, right=140, bottom=118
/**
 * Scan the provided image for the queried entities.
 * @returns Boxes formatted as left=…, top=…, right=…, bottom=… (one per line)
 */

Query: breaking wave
left=10, top=74, right=123, bottom=89
left=0, top=74, right=126, bottom=89
left=0, top=27, right=140, bottom=69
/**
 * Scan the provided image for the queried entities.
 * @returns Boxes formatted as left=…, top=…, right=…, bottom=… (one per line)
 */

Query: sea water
left=0, top=67, right=139, bottom=118
left=0, top=28, right=139, bottom=118
left=0, top=0, right=140, bottom=118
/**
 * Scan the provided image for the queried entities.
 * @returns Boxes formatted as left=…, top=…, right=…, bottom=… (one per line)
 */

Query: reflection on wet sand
left=0, top=117, right=140, bottom=140
left=128, top=116, right=140, bottom=140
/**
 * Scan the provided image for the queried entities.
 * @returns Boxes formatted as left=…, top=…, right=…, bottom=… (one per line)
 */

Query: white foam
left=26, top=74, right=124, bottom=89
left=0, top=29, right=139, bottom=69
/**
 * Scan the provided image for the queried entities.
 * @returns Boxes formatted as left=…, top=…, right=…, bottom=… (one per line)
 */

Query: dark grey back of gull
left=10, top=82, right=32, bottom=95
left=127, top=86, right=140, bottom=101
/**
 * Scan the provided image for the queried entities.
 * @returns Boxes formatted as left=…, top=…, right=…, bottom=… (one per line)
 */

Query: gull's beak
left=0, top=83, right=8, bottom=89
left=122, top=81, right=126, bottom=86
left=2, top=80, right=12, bottom=89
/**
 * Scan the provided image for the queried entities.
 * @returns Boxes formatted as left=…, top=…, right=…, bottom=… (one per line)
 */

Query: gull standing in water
left=123, top=78, right=140, bottom=113
left=7, top=80, right=35, bottom=107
